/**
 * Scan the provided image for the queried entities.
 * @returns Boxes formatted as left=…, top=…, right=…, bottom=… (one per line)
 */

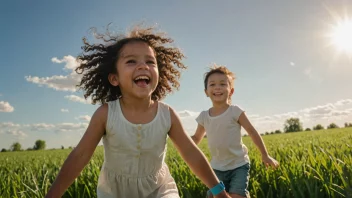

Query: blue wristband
left=210, top=181, right=225, bottom=196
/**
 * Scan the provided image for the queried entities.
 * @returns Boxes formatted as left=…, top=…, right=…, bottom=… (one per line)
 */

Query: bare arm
left=168, top=107, right=229, bottom=198
left=238, top=112, right=279, bottom=168
left=45, top=104, right=108, bottom=198
left=191, top=124, right=206, bottom=145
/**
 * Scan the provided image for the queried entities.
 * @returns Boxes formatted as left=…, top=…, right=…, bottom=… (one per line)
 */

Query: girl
left=191, top=65, right=279, bottom=198
left=45, top=26, right=230, bottom=198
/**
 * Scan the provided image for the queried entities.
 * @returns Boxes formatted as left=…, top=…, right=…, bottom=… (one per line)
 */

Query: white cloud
left=332, top=110, right=350, bottom=116
left=178, top=110, right=199, bottom=118
left=55, top=123, right=88, bottom=132
left=301, top=103, right=335, bottom=115
left=25, top=74, right=80, bottom=92
left=30, top=123, right=55, bottom=131
left=6, top=130, right=27, bottom=138
left=76, top=115, right=91, bottom=122
left=1, top=122, right=88, bottom=133
left=335, top=99, right=352, bottom=106
left=65, top=95, right=91, bottom=104
left=290, top=62, right=295, bottom=66
left=0, top=122, right=21, bottom=136
left=273, top=112, right=299, bottom=120
left=61, top=109, right=69, bottom=113
left=51, top=56, right=78, bottom=71
left=247, top=114, right=260, bottom=119
left=25, top=55, right=81, bottom=92
left=253, top=116, right=273, bottom=122
left=0, top=101, right=14, bottom=112
left=0, top=122, right=20, bottom=128
left=176, top=110, right=199, bottom=135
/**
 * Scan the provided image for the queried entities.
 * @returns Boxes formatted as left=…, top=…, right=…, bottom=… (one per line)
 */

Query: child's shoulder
left=94, top=102, right=109, bottom=114
left=229, top=104, right=245, bottom=120
left=88, top=103, right=109, bottom=126
left=156, top=100, right=177, bottom=117
left=195, top=109, right=209, bottom=121
left=230, top=104, right=244, bottom=112
left=157, top=100, right=173, bottom=112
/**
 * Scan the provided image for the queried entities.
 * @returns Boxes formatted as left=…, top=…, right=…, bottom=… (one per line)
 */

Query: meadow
left=0, top=128, right=351, bottom=198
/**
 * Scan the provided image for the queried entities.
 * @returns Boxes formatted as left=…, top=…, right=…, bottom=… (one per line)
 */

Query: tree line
left=263, top=118, right=352, bottom=135
left=1, top=139, right=47, bottom=152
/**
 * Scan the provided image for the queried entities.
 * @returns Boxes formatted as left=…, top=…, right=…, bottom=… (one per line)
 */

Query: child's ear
left=230, top=88, right=234, bottom=96
left=108, top=73, right=119, bottom=86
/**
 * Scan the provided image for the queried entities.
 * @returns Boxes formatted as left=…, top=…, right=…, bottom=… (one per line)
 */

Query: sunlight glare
left=330, top=18, right=352, bottom=54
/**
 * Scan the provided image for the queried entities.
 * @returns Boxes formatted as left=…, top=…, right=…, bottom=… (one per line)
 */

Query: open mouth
left=213, top=93, right=223, bottom=96
left=134, top=75, right=151, bottom=87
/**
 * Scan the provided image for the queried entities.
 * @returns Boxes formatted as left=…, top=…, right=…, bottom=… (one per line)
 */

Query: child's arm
left=168, top=107, right=230, bottom=198
left=238, top=112, right=279, bottom=168
left=191, top=124, right=206, bottom=145
left=45, top=104, right=108, bottom=198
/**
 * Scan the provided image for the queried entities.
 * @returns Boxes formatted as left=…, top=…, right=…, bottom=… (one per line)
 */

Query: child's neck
left=209, top=102, right=230, bottom=117
left=211, top=101, right=230, bottom=110
left=120, top=96, right=154, bottom=112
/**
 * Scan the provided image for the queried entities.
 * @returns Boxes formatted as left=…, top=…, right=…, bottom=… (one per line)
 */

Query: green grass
left=1, top=128, right=351, bottom=198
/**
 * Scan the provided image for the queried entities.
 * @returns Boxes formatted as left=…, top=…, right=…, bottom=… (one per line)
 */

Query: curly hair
left=75, top=25, right=187, bottom=104
left=203, top=64, right=236, bottom=90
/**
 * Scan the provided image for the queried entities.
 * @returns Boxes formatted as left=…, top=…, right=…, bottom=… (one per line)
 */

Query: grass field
left=0, top=128, right=351, bottom=198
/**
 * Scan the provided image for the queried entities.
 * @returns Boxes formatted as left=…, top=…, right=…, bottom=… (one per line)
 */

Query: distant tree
left=61, top=146, right=64, bottom=150
left=350, top=123, right=352, bottom=127
left=68, top=146, right=73, bottom=149
left=305, top=128, right=311, bottom=131
left=33, top=140, right=46, bottom=150
left=26, top=147, right=33, bottom=151
left=313, top=124, right=324, bottom=130
left=284, top=118, right=303, bottom=132
left=345, top=122, right=349, bottom=128
left=11, top=142, right=22, bottom=151
left=327, top=123, right=339, bottom=129
left=270, top=132, right=274, bottom=135
left=345, top=122, right=352, bottom=128
left=1, top=148, right=7, bottom=152
left=275, top=130, right=282, bottom=134
left=265, top=132, right=269, bottom=135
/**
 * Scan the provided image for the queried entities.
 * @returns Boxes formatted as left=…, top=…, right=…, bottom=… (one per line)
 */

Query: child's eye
left=126, top=60, right=136, bottom=64
left=147, top=60, right=156, bottom=64
left=221, top=83, right=226, bottom=86
left=209, top=84, right=215, bottom=86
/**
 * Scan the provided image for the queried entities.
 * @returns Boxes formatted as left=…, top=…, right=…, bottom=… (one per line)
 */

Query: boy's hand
left=262, top=155, right=279, bottom=169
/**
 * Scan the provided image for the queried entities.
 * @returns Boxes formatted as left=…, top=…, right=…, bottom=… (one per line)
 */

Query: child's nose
left=136, top=62, right=149, bottom=70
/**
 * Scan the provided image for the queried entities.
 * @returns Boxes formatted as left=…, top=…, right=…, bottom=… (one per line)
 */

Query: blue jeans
left=207, top=163, right=250, bottom=197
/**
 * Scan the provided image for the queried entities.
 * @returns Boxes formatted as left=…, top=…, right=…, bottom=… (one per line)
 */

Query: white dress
left=97, top=99, right=179, bottom=198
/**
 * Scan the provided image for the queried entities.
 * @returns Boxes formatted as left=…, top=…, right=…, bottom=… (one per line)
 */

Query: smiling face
left=205, top=72, right=234, bottom=104
left=108, top=41, right=159, bottom=100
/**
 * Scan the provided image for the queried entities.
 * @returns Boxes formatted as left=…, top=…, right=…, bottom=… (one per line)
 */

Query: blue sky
left=1, top=0, right=352, bottom=149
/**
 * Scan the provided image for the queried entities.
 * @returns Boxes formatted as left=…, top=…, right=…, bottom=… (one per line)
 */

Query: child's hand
left=262, top=155, right=279, bottom=169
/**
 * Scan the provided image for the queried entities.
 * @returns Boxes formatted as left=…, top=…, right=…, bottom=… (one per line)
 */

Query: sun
left=329, top=18, right=352, bottom=54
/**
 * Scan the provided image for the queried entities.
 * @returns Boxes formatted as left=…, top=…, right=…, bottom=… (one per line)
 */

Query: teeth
left=135, top=76, right=150, bottom=81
